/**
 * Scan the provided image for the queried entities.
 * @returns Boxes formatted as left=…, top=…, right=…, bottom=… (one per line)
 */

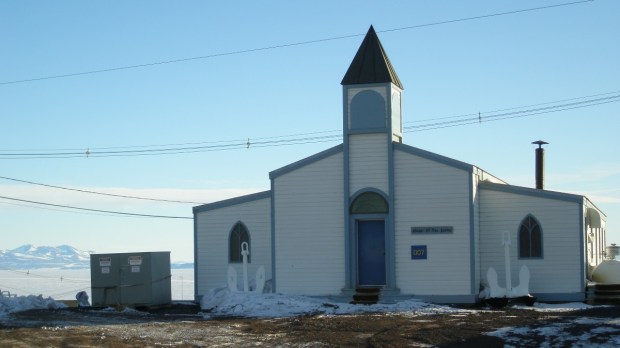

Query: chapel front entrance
left=357, top=219, right=386, bottom=286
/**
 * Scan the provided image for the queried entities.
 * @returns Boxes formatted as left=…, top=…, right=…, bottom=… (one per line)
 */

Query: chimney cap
left=532, top=140, right=549, bottom=148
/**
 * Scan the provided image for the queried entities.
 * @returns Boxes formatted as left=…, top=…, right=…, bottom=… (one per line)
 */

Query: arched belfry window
left=350, top=90, right=386, bottom=130
left=350, top=191, right=388, bottom=214
left=229, top=222, right=250, bottom=263
left=518, top=215, right=542, bottom=258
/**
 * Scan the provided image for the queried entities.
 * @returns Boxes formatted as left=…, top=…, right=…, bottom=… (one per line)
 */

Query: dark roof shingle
left=341, top=25, right=403, bottom=89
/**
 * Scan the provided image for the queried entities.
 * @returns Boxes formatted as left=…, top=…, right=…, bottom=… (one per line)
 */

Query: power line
left=1, top=90, right=617, bottom=159
left=404, top=90, right=620, bottom=124
left=0, top=269, right=90, bottom=284
left=0, top=0, right=593, bottom=86
left=0, top=175, right=204, bottom=204
left=404, top=94, right=620, bottom=131
left=0, top=195, right=193, bottom=219
left=0, top=128, right=340, bottom=153
left=0, top=133, right=344, bottom=159
left=382, top=0, right=593, bottom=33
left=406, top=98, right=619, bottom=132
left=0, top=200, right=148, bottom=218
left=0, top=93, right=614, bottom=218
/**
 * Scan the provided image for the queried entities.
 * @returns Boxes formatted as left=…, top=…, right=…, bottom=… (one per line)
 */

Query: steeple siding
left=341, top=25, right=403, bottom=89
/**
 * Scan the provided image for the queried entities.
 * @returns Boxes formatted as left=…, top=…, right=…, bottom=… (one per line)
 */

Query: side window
left=229, top=222, right=250, bottom=263
left=518, top=215, right=542, bottom=258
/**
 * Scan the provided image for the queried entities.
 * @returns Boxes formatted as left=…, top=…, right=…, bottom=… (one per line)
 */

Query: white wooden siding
left=472, top=174, right=481, bottom=293
left=393, top=150, right=473, bottom=295
left=274, top=152, right=344, bottom=295
left=349, top=134, right=388, bottom=194
left=479, top=189, right=582, bottom=295
left=195, top=197, right=271, bottom=297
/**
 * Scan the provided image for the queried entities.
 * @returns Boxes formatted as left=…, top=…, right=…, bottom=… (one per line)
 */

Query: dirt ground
left=1, top=303, right=619, bottom=347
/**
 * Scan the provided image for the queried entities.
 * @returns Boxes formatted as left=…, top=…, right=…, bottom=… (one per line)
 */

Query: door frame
left=355, top=218, right=387, bottom=287
left=349, top=213, right=388, bottom=287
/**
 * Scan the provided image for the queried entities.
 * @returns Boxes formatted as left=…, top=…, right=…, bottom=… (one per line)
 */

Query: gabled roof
left=269, top=144, right=343, bottom=179
left=341, top=25, right=403, bottom=89
left=394, top=143, right=474, bottom=172
left=193, top=190, right=271, bottom=214
left=478, top=181, right=585, bottom=205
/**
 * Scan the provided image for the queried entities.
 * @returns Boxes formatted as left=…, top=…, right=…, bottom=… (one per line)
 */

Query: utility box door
left=119, top=253, right=152, bottom=305
left=91, top=254, right=121, bottom=306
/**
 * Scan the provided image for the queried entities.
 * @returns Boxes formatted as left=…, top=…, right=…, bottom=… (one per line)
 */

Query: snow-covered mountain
left=0, top=244, right=194, bottom=270
left=0, top=244, right=92, bottom=269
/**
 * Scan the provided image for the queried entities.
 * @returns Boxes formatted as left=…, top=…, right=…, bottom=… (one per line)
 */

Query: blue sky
left=1, top=0, right=618, bottom=262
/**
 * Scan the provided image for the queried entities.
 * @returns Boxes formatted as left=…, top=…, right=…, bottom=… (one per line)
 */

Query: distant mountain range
left=0, top=244, right=193, bottom=270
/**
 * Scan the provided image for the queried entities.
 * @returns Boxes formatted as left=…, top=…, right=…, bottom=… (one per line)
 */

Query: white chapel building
left=193, top=26, right=606, bottom=303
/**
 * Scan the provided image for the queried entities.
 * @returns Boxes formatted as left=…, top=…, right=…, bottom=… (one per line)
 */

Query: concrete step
left=586, top=284, right=620, bottom=304
left=350, top=287, right=381, bottom=305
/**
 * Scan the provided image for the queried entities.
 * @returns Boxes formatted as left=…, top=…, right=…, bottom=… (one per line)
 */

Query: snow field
left=0, top=268, right=194, bottom=300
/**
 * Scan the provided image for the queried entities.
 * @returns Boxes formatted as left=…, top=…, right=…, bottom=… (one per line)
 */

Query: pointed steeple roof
left=341, top=25, right=403, bottom=89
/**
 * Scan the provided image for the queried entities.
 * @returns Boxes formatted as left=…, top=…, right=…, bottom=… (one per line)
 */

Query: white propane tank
left=592, top=260, right=620, bottom=284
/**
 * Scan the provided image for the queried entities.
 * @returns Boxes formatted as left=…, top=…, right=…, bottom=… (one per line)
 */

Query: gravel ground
left=1, top=303, right=619, bottom=347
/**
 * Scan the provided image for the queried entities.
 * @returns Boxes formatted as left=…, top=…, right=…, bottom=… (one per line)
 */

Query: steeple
left=340, top=26, right=403, bottom=294
left=341, top=25, right=403, bottom=89
left=341, top=25, right=404, bottom=142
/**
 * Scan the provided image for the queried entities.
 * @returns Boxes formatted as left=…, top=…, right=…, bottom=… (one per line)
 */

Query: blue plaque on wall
left=411, top=245, right=427, bottom=260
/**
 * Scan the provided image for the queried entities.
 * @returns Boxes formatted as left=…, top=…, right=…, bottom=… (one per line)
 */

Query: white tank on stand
left=606, top=244, right=620, bottom=260
left=587, top=244, right=620, bottom=304
left=592, top=260, right=620, bottom=284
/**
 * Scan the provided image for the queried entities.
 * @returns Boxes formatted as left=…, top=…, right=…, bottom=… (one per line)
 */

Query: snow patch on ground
left=483, top=302, right=620, bottom=346
left=2, top=286, right=607, bottom=323
left=513, top=301, right=595, bottom=312
left=487, top=315, right=620, bottom=347
left=199, top=287, right=466, bottom=319
left=0, top=294, right=65, bottom=316
left=4, top=288, right=620, bottom=346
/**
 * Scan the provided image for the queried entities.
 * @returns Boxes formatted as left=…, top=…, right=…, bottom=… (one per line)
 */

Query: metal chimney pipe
left=532, top=140, right=548, bottom=189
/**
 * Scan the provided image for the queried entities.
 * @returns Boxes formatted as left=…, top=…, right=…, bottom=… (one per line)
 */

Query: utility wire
left=382, top=0, right=593, bottom=33
left=1, top=94, right=615, bottom=216
left=0, top=134, right=343, bottom=159
left=0, top=0, right=593, bottom=86
left=2, top=91, right=617, bottom=159
left=1, top=269, right=89, bottom=284
left=0, top=195, right=193, bottom=219
left=0, top=92, right=614, bottom=219
left=0, top=129, right=341, bottom=153
left=406, top=98, right=619, bottom=132
left=0, top=175, right=204, bottom=204
left=0, top=200, right=150, bottom=218
left=404, top=90, right=620, bottom=124
left=404, top=94, right=620, bottom=131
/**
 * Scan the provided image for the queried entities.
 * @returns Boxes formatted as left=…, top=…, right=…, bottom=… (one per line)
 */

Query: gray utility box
left=90, top=251, right=171, bottom=307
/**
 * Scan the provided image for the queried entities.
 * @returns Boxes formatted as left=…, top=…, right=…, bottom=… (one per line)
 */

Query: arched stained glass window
left=229, top=222, right=250, bottom=263
left=519, top=215, right=542, bottom=258
left=350, top=192, right=388, bottom=214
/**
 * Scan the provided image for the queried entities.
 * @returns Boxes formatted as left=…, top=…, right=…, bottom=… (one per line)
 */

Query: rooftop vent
left=532, top=140, right=548, bottom=190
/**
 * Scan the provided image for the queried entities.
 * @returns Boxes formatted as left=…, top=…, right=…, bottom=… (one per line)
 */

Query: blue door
left=357, top=220, right=386, bottom=286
